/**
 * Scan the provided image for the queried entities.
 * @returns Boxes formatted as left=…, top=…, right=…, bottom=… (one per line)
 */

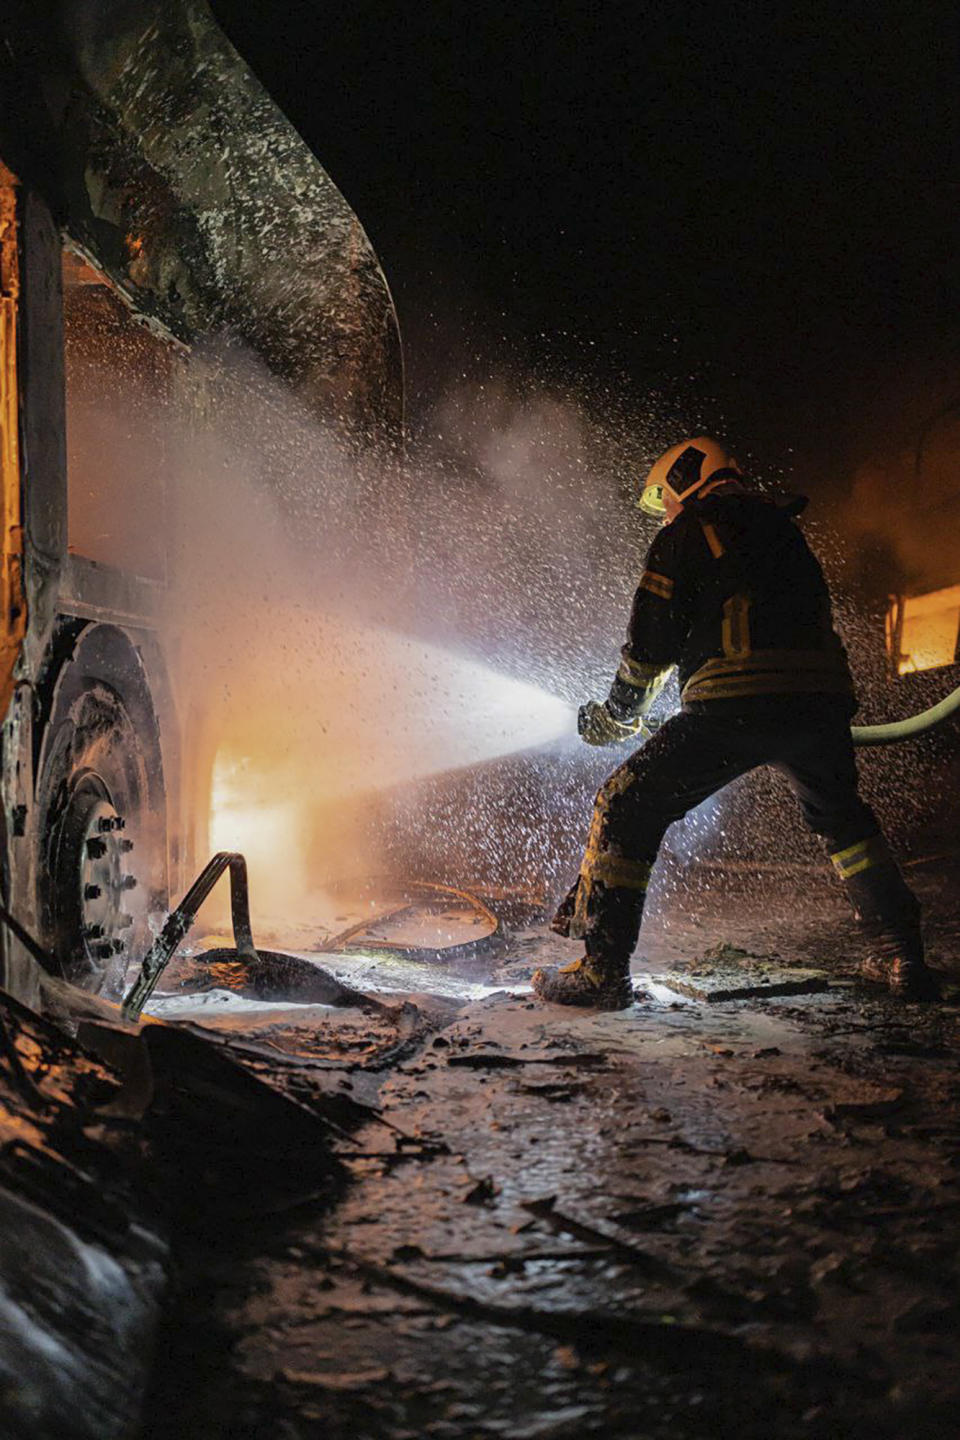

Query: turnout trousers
left=552, top=697, right=921, bottom=966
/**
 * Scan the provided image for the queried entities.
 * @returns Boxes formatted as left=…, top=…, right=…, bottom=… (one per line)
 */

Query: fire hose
left=851, top=681, right=960, bottom=746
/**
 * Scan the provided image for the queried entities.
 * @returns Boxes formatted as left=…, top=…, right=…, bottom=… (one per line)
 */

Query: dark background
left=211, top=1, right=960, bottom=472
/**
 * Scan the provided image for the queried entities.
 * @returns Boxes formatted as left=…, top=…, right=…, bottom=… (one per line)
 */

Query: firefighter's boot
left=859, top=930, right=942, bottom=1002
left=542, top=820, right=648, bottom=1008
left=531, top=951, right=634, bottom=1010
left=833, top=837, right=942, bottom=1002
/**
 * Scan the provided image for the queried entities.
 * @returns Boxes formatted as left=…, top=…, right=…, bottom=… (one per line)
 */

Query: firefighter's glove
left=578, top=699, right=647, bottom=746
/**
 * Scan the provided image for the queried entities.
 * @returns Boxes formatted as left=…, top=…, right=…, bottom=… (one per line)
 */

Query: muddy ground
left=132, top=857, right=960, bottom=1440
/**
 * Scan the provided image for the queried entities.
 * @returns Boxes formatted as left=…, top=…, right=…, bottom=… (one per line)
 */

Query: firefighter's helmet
left=638, top=437, right=742, bottom=517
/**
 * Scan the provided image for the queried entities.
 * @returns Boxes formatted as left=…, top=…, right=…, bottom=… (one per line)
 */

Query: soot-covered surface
left=0, top=997, right=169, bottom=1440
left=141, top=859, right=960, bottom=1440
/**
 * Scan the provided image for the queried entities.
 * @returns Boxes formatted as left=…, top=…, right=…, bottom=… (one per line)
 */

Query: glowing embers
left=887, top=585, right=960, bottom=675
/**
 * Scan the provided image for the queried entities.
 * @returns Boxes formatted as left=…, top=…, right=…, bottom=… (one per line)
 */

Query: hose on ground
left=851, top=681, right=960, bottom=747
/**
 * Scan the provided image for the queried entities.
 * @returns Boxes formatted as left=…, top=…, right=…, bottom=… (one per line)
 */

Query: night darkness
left=212, top=1, right=960, bottom=474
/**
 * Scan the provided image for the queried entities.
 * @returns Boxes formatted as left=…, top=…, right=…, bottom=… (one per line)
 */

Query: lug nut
left=111, top=938, right=126, bottom=955
left=118, top=913, right=134, bottom=929
left=119, top=838, right=135, bottom=853
left=86, top=838, right=107, bottom=859
left=84, top=923, right=104, bottom=940
left=97, top=816, right=126, bottom=833
left=118, top=874, right=138, bottom=891
left=95, top=941, right=114, bottom=961
left=84, top=884, right=102, bottom=901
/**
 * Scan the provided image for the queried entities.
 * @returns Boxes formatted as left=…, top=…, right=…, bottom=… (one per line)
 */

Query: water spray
left=206, top=615, right=576, bottom=912
left=576, top=677, right=960, bottom=753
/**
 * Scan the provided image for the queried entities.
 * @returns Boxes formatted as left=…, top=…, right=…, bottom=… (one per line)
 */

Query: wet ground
left=134, top=857, right=960, bottom=1440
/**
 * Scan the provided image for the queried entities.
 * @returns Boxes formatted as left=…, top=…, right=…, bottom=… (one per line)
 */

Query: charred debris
left=0, top=965, right=411, bottom=1437
left=3, top=870, right=960, bottom=1439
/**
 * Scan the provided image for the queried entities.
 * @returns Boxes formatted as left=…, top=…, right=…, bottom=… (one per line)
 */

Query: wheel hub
left=53, top=774, right=139, bottom=983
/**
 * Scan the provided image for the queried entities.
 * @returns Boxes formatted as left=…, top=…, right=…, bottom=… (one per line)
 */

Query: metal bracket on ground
left=121, top=852, right=258, bottom=1023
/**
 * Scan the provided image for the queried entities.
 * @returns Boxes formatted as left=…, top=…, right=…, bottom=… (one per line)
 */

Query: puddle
left=145, top=988, right=340, bottom=1019
left=295, top=949, right=512, bottom=1002
left=145, top=951, right=516, bottom=1022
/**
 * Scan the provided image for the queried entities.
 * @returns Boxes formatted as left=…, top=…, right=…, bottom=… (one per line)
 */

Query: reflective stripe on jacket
left=606, top=488, right=854, bottom=719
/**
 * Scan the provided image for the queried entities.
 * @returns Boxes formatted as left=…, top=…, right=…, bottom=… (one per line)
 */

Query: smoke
left=152, top=346, right=679, bottom=922
left=69, top=283, right=955, bottom=948
left=812, top=367, right=960, bottom=596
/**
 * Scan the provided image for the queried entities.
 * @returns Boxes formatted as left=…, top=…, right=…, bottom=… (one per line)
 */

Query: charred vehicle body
left=0, top=0, right=402, bottom=1004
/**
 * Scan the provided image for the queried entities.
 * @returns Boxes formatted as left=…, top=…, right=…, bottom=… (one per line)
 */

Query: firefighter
left=532, top=437, right=942, bottom=1008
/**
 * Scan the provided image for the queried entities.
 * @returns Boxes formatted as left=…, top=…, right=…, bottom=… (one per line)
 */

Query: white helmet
left=638, top=436, right=742, bottom=517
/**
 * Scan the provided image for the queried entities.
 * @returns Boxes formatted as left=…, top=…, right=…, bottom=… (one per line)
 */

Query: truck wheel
left=35, top=625, right=167, bottom=996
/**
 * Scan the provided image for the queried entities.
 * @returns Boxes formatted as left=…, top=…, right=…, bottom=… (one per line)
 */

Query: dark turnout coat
left=605, top=485, right=855, bottom=721
left=553, top=480, right=922, bottom=978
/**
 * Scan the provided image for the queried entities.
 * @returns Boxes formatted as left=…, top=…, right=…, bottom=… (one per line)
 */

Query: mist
left=157, top=347, right=673, bottom=921
left=64, top=321, right=950, bottom=939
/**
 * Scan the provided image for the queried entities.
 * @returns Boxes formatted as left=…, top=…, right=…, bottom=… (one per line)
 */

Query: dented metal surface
left=0, top=0, right=406, bottom=1006
left=1, top=0, right=402, bottom=443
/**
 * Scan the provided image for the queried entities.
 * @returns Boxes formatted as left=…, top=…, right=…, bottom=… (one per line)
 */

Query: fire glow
left=887, top=585, right=960, bottom=676
left=206, top=617, right=574, bottom=913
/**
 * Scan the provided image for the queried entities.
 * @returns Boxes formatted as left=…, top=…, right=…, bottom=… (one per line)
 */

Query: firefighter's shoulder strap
left=690, top=499, right=752, bottom=662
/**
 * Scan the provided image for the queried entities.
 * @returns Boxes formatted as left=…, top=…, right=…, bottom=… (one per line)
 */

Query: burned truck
left=0, top=0, right=402, bottom=1004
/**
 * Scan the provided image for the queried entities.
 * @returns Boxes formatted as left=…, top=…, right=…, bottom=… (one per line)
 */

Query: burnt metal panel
left=18, top=190, right=67, bottom=671
left=57, top=555, right=162, bottom=629
left=0, top=171, right=26, bottom=720
left=3, top=1, right=403, bottom=448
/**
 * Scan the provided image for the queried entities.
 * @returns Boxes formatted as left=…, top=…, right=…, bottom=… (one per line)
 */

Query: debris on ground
left=0, top=994, right=168, bottom=1440
left=655, top=958, right=830, bottom=1001
left=133, top=859, right=960, bottom=1440
left=4, top=860, right=960, bottom=1439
